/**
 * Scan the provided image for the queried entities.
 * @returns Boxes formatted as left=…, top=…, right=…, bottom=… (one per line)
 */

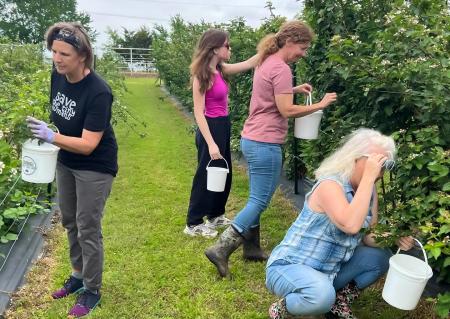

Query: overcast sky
left=76, top=0, right=304, bottom=53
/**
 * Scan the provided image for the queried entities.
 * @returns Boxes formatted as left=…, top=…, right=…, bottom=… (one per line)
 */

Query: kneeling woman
left=266, top=128, right=414, bottom=319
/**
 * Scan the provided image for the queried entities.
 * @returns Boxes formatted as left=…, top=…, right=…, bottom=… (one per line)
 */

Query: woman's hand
left=26, top=116, right=55, bottom=143
left=363, top=153, right=387, bottom=182
left=318, top=93, right=337, bottom=109
left=208, top=143, right=222, bottom=160
left=293, top=83, right=312, bottom=95
left=397, top=236, right=415, bottom=251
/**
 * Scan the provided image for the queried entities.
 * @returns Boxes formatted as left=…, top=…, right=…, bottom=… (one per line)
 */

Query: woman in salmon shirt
left=183, top=29, right=259, bottom=238
left=205, top=20, right=337, bottom=277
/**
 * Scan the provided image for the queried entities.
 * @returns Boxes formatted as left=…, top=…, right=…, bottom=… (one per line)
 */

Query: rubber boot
left=204, top=225, right=243, bottom=277
left=242, top=225, right=268, bottom=261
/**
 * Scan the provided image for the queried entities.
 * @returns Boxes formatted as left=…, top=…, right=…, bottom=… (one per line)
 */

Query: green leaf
left=444, top=257, right=450, bottom=268
left=384, top=105, right=393, bottom=116
left=443, top=182, right=450, bottom=192
left=438, top=225, right=450, bottom=236
left=430, top=247, right=441, bottom=259
left=2, top=208, right=19, bottom=219
left=427, top=163, right=449, bottom=176
left=5, top=233, right=18, bottom=241
left=436, top=293, right=450, bottom=319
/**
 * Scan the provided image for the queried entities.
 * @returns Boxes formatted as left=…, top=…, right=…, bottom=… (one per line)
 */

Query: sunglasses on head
left=362, top=154, right=395, bottom=171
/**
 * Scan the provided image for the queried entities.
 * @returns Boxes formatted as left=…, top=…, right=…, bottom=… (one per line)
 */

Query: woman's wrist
left=314, top=101, right=325, bottom=110
left=361, top=172, right=377, bottom=186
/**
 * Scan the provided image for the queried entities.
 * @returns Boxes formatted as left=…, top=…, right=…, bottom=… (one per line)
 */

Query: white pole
left=130, top=48, right=133, bottom=72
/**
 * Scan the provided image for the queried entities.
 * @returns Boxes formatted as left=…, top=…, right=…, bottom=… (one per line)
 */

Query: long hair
left=45, top=22, right=93, bottom=69
left=257, top=20, right=314, bottom=65
left=315, top=128, right=396, bottom=181
left=190, top=29, right=229, bottom=94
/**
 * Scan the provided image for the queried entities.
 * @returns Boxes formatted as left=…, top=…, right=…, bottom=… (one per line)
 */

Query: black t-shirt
left=50, top=70, right=118, bottom=176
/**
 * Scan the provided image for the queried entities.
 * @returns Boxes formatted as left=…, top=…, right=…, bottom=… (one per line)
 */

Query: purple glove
left=26, top=116, right=55, bottom=143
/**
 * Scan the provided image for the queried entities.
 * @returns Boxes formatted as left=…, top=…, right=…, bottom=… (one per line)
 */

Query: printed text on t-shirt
left=52, top=92, right=76, bottom=120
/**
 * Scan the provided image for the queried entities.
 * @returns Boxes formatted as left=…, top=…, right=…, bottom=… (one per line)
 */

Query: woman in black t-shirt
left=26, top=22, right=117, bottom=318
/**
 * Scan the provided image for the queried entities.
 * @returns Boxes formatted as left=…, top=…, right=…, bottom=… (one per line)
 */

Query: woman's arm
left=364, top=233, right=415, bottom=250
left=274, top=92, right=337, bottom=118
left=310, top=154, right=387, bottom=234
left=221, top=54, right=259, bottom=75
left=53, top=130, right=103, bottom=155
left=26, top=116, right=103, bottom=155
left=192, top=77, right=221, bottom=159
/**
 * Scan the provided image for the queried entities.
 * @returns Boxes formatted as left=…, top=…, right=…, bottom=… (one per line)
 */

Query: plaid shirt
left=267, top=175, right=373, bottom=280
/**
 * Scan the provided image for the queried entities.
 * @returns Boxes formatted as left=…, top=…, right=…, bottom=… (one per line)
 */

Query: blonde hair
left=190, top=29, right=228, bottom=94
left=45, top=22, right=93, bottom=69
left=315, top=128, right=396, bottom=181
left=257, top=20, right=314, bottom=64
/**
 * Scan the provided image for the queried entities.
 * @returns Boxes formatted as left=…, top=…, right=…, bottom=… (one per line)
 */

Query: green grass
left=6, top=78, right=436, bottom=319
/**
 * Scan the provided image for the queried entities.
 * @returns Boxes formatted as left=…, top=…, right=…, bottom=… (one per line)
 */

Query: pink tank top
left=204, top=72, right=228, bottom=118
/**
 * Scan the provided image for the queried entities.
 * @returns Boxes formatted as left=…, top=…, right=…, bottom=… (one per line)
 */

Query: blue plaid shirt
left=267, top=175, right=373, bottom=280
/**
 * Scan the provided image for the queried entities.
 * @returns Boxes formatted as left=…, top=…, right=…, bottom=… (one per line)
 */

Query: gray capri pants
left=56, top=162, right=114, bottom=291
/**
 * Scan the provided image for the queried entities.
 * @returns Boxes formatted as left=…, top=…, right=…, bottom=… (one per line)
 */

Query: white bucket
left=206, top=158, right=229, bottom=192
left=294, top=92, right=323, bottom=140
left=382, top=239, right=433, bottom=310
left=21, top=139, right=60, bottom=183
left=294, top=111, right=323, bottom=139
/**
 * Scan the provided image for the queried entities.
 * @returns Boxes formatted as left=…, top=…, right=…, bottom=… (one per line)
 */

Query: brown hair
left=45, top=22, right=94, bottom=69
left=257, top=20, right=314, bottom=65
left=190, top=29, right=229, bottom=94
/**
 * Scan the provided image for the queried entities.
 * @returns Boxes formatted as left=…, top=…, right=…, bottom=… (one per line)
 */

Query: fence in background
left=110, top=47, right=156, bottom=76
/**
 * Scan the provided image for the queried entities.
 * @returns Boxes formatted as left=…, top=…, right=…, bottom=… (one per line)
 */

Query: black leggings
left=186, top=116, right=232, bottom=226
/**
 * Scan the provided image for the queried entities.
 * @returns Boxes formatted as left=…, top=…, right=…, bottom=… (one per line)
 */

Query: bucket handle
left=396, top=238, right=429, bottom=266
left=49, top=123, right=59, bottom=134
left=206, top=158, right=229, bottom=171
left=305, top=92, right=312, bottom=106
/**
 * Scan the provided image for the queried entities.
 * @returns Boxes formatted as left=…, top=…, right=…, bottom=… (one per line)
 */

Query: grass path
left=6, top=78, right=433, bottom=319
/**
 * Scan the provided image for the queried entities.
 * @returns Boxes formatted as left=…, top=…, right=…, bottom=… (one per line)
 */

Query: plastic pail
left=294, top=110, right=323, bottom=139
left=206, top=158, right=229, bottom=192
left=382, top=239, right=433, bottom=310
left=21, top=139, right=60, bottom=183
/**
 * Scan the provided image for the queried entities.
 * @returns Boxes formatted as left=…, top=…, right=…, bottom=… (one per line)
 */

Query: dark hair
left=190, top=29, right=229, bottom=94
left=45, top=22, right=93, bottom=69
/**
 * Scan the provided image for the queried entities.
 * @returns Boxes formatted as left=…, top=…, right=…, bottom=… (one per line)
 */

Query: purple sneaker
left=68, top=289, right=101, bottom=318
left=51, top=276, right=83, bottom=299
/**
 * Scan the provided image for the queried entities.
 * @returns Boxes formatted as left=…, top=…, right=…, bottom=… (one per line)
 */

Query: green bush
left=0, top=43, right=50, bottom=245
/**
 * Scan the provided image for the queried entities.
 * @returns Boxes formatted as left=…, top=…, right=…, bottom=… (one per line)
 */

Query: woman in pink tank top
left=184, top=29, right=259, bottom=238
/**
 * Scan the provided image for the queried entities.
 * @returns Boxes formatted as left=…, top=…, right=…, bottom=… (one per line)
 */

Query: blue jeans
left=266, top=245, right=391, bottom=316
left=232, top=138, right=282, bottom=235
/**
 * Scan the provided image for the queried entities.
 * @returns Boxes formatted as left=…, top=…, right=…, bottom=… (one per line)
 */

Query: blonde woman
left=184, top=29, right=259, bottom=238
left=26, top=22, right=117, bottom=317
left=205, top=20, right=337, bottom=277
left=266, top=129, right=414, bottom=319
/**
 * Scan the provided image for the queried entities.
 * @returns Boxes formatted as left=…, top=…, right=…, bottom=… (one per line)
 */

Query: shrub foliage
left=151, top=2, right=449, bottom=316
